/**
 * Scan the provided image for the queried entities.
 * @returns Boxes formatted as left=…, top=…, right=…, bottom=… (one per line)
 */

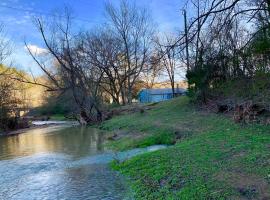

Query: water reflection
left=0, top=126, right=105, bottom=160
left=0, top=125, right=131, bottom=200
left=0, top=125, right=165, bottom=200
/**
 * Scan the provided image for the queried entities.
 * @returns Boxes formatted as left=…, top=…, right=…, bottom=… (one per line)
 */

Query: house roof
left=141, top=88, right=186, bottom=95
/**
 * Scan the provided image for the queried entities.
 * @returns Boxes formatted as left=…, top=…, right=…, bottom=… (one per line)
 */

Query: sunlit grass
left=101, top=97, right=270, bottom=199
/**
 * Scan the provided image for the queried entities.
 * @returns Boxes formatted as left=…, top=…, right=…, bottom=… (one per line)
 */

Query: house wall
left=151, top=94, right=164, bottom=102
left=139, top=92, right=174, bottom=103
left=139, top=90, right=149, bottom=103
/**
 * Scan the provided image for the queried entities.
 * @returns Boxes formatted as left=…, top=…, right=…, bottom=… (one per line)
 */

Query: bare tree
left=142, top=54, right=163, bottom=89
left=177, top=0, right=270, bottom=106
left=105, top=0, right=154, bottom=104
left=155, top=35, right=180, bottom=97
left=82, top=30, right=127, bottom=105
left=0, top=23, right=11, bottom=64
left=25, top=10, right=105, bottom=124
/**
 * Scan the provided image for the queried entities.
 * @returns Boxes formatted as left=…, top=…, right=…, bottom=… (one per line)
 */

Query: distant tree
left=34, top=90, right=75, bottom=116
left=105, top=0, right=155, bottom=104
left=176, top=0, right=270, bottom=104
left=155, top=34, right=180, bottom=97
left=142, top=54, right=163, bottom=89
left=0, top=23, right=11, bottom=64
left=0, top=65, right=31, bottom=131
left=25, top=10, right=105, bottom=124
left=82, top=30, right=127, bottom=105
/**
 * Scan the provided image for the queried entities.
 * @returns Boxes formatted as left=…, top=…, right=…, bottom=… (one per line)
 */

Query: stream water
left=0, top=124, right=166, bottom=200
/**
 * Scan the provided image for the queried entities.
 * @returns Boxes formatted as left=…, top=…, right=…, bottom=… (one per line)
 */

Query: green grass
left=100, top=97, right=270, bottom=199
left=49, top=114, right=67, bottom=121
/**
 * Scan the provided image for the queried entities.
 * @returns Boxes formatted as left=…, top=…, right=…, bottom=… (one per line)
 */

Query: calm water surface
left=0, top=125, right=130, bottom=200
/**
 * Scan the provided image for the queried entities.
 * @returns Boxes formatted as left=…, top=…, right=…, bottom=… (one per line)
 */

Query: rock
left=107, top=133, right=118, bottom=141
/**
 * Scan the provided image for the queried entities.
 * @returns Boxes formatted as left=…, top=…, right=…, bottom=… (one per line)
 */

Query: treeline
left=22, top=2, right=162, bottom=124
left=0, top=23, right=47, bottom=132
left=0, top=25, right=32, bottom=131
left=0, top=65, right=41, bottom=131
left=181, top=0, right=270, bottom=122
left=184, top=0, right=270, bottom=101
left=19, top=0, right=270, bottom=124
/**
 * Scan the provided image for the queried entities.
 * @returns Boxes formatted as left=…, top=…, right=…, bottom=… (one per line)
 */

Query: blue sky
left=0, top=0, right=186, bottom=74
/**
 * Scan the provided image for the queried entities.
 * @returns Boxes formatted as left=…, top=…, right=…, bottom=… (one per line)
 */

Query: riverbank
left=0, top=121, right=78, bottom=137
left=0, top=125, right=48, bottom=137
left=100, top=96, right=270, bottom=200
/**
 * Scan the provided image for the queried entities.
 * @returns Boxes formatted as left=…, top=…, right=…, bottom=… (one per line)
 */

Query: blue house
left=138, top=88, right=186, bottom=103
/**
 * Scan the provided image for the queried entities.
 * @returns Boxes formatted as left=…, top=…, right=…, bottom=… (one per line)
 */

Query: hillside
left=100, top=97, right=270, bottom=200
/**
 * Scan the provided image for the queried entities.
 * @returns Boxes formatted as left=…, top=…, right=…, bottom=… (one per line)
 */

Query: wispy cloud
left=24, top=44, right=48, bottom=55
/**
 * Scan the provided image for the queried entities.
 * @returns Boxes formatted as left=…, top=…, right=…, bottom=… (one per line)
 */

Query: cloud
left=24, top=44, right=48, bottom=55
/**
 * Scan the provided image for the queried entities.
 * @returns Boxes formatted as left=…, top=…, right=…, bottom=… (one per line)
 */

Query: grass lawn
left=49, top=114, right=67, bottom=121
left=100, top=97, right=270, bottom=200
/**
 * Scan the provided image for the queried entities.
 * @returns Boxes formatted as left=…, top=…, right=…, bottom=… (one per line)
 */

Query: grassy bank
left=100, top=97, right=270, bottom=200
left=49, top=114, right=67, bottom=121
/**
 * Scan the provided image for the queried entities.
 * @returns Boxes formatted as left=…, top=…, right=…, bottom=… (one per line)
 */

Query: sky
left=0, top=0, right=186, bottom=75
